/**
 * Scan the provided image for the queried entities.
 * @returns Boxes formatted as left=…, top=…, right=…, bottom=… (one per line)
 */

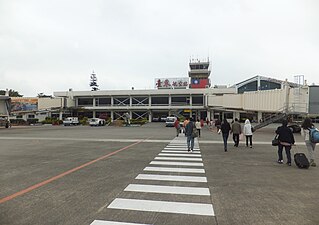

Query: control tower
left=188, top=58, right=211, bottom=88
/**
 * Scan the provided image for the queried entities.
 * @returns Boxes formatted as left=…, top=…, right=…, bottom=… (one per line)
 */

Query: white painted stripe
left=158, top=153, right=202, bottom=157
left=166, top=145, right=199, bottom=148
left=166, top=145, right=188, bottom=147
left=164, top=147, right=200, bottom=150
left=91, top=220, right=150, bottom=225
left=124, top=184, right=210, bottom=196
left=108, top=198, right=214, bottom=216
left=136, top=174, right=207, bottom=182
left=155, top=157, right=202, bottom=161
left=162, top=150, right=200, bottom=153
left=144, top=166, right=205, bottom=173
left=150, top=161, right=204, bottom=166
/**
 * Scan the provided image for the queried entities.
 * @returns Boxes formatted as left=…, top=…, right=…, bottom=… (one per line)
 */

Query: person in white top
left=301, top=117, right=316, bottom=167
left=195, top=119, right=202, bottom=138
left=243, top=119, right=253, bottom=148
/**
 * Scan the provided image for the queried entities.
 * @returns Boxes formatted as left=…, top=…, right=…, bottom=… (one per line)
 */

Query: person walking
left=185, top=118, right=195, bottom=152
left=183, top=118, right=189, bottom=136
left=221, top=118, right=231, bottom=152
left=215, top=119, right=221, bottom=133
left=275, top=120, right=295, bottom=166
left=301, top=117, right=316, bottom=167
left=195, top=119, right=202, bottom=138
left=243, top=119, right=253, bottom=148
left=231, top=118, right=241, bottom=147
left=174, top=118, right=181, bottom=137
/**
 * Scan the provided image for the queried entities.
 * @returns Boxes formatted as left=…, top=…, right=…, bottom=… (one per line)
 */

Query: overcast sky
left=1, top=0, right=318, bottom=96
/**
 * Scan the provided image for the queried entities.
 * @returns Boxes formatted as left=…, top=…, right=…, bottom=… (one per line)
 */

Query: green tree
left=0, top=89, right=23, bottom=97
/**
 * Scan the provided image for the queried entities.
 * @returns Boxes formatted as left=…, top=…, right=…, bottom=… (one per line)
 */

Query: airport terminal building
left=4, top=59, right=319, bottom=124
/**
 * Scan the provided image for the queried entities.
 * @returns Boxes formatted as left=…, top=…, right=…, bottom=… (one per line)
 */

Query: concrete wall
left=38, top=98, right=63, bottom=110
left=243, top=89, right=286, bottom=112
left=309, top=86, right=319, bottom=115
left=208, top=89, right=286, bottom=112
left=288, top=86, right=309, bottom=114
left=207, top=94, right=242, bottom=108
left=0, top=99, right=6, bottom=115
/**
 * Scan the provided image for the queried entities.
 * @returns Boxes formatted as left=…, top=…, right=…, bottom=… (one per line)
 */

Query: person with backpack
left=301, top=117, right=317, bottom=167
left=221, top=118, right=231, bottom=152
left=275, top=120, right=295, bottom=166
left=185, top=117, right=195, bottom=152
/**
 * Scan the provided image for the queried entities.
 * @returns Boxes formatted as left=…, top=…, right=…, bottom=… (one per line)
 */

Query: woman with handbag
left=275, top=120, right=295, bottom=166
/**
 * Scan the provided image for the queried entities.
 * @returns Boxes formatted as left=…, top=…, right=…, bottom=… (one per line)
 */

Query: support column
left=210, top=110, right=214, bottom=121
left=233, top=112, right=240, bottom=120
left=148, top=111, right=152, bottom=122
left=257, top=111, right=263, bottom=123
left=207, top=110, right=211, bottom=121
left=93, top=110, right=96, bottom=118
left=59, top=111, right=63, bottom=120
left=111, top=111, right=114, bottom=122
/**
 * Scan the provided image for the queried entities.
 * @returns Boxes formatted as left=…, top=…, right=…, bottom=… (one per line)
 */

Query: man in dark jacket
left=275, top=120, right=295, bottom=166
left=231, top=118, right=242, bottom=147
left=221, top=118, right=231, bottom=152
left=185, top=118, right=195, bottom=152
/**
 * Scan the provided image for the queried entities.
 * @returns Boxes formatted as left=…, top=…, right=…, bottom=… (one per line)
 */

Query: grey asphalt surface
left=0, top=123, right=318, bottom=225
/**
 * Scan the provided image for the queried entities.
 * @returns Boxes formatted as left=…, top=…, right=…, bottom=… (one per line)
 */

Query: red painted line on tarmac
left=0, top=139, right=145, bottom=204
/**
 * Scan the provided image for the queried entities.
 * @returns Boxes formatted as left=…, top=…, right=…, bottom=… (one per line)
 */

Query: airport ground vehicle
left=63, top=117, right=79, bottom=126
left=0, top=116, right=9, bottom=128
left=288, top=124, right=301, bottom=133
left=165, top=116, right=177, bottom=127
left=89, top=118, right=106, bottom=126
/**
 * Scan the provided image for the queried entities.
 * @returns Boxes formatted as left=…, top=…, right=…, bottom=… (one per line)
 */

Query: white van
left=165, top=116, right=177, bottom=127
left=63, top=117, right=79, bottom=126
left=89, top=118, right=106, bottom=126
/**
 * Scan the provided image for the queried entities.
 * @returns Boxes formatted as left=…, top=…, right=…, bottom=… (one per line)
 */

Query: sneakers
left=287, top=162, right=291, bottom=166
left=250, top=146, right=252, bottom=148
left=277, top=160, right=283, bottom=164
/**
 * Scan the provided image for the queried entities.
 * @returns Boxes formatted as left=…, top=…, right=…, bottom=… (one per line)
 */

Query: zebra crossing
left=90, top=136, right=215, bottom=225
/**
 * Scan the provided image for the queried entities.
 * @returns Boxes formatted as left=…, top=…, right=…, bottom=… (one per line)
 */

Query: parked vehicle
left=288, top=124, right=301, bottom=133
left=165, top=116, right=177, bottom=127
left=161, top=116, right=168, bottom=122
left=89, top=118, right=106, bottom=126
left=63, top=117, right=79, bottom=126
left=0, top=116, right=9, bottom=128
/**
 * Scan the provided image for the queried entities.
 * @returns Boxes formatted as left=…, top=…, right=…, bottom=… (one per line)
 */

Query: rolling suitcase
left=294, top=153, right=310, bottom=169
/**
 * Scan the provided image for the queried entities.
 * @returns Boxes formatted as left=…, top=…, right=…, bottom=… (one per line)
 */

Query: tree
left=89, top=71, right=99, bottom=91
left=0, top=89, right=23, bottom=97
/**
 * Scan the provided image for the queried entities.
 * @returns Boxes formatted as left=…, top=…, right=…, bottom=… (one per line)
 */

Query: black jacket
left=185, top=121, right=194, bottom=136
left=276, top=126, right=295, bottom=144
left=221, top=121, right=231, bottom=134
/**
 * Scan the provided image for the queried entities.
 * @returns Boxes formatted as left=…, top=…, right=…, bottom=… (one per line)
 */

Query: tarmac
left=0, top=123, right=318, bottom=225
